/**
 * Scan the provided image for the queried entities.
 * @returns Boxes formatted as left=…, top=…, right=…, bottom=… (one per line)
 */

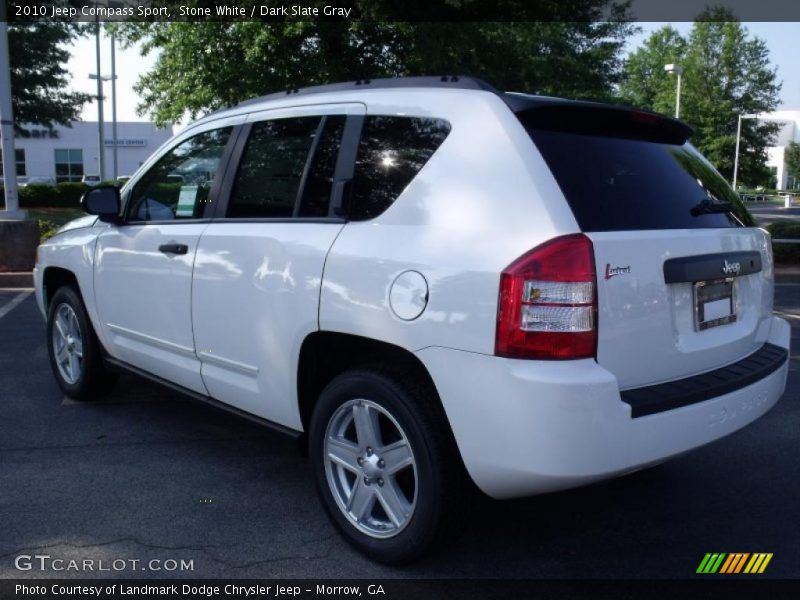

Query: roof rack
left=232, top=75, right=498, bottom=109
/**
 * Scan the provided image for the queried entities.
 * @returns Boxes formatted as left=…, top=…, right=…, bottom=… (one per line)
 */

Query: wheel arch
left=42, top=266, right=81, bottom=312
left=297, top=332, right=447, bottom=434
left=41, top=262, right=111, bottom=359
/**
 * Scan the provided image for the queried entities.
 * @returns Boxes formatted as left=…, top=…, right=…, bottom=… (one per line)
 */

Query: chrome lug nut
left=366, top=447, right=373, bottom=456
left=377, top=478, right=384, bottom=487
left=364, top=477, right=371, bottom=485
left=378, top=459, right=385, bottom=468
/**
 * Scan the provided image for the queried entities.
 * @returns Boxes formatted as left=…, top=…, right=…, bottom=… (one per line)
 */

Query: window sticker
left=176, top=185, right=198, bottom=217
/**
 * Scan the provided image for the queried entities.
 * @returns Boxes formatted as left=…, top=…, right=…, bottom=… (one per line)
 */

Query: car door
left=191, top=103, right=364, bottom=429
left=94, top=120, right=242, bottom=394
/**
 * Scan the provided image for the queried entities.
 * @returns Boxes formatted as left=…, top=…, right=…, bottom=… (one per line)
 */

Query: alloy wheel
left=323, top=399, right=418, bottom=539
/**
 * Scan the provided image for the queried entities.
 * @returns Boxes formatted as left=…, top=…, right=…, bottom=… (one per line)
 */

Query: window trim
left=329, top=114, right=364, bottom=218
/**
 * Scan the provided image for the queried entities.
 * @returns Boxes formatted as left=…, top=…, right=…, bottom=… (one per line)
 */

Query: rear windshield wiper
left=690, top=198, right=734, bottom=217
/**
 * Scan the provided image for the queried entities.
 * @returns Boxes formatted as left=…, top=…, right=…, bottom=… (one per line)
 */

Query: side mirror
left=81, top=185, right=121, bottom=223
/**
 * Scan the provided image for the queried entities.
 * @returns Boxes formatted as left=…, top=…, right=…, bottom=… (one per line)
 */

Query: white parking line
left=0, top=291, right=32, bottom=319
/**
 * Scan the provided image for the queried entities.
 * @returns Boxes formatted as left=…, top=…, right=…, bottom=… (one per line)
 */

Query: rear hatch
left=515, top=98, right=774, bottom=389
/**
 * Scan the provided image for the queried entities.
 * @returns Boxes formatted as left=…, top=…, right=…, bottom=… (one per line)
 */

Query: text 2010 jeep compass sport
left=34, top=76, right=790, bottom=563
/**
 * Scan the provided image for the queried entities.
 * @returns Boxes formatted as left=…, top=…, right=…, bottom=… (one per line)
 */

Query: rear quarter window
left=528, top=129, right=752, bottom=232
left=349, top=116, right=451, bottom=221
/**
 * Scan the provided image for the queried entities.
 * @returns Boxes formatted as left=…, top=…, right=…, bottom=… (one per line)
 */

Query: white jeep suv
left=34, top=76, right=790, bottom=563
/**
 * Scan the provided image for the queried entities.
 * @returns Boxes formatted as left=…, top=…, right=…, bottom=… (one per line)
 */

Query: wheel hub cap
left=323, top=399, right=418, bottom=539
left=361, top=453, right=382, bottom=480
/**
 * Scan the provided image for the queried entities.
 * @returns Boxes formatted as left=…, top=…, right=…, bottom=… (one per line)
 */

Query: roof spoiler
left=504, top=93, right=693, bottom=145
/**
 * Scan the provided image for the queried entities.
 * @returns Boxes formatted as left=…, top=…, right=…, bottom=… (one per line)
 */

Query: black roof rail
left=231, top=75, right=498, bottom=109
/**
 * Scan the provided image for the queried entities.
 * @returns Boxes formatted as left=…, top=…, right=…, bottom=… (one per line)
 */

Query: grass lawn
left=28, top=207, right=87, bottom=226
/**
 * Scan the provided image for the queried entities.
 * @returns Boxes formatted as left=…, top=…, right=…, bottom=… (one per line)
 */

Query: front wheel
left=309, top=368, right=468, bottom=563
left=46, top=285, right=117, bottom=400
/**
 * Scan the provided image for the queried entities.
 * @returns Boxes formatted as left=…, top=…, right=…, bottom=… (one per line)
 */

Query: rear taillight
left=495, top=234, right=597, bottom=360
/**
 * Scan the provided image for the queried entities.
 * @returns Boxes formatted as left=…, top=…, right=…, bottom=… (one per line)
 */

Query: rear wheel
left=310, top=367, right=468, bottom=563
left=46, top=285, right=117, bottom=400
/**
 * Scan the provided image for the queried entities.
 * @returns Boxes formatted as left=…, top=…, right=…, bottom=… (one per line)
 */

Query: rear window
left=528, top=129, right=750, bottom=232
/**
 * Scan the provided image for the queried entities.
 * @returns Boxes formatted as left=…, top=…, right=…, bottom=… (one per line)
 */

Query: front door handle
left=158, top=243, right=188, bottom=255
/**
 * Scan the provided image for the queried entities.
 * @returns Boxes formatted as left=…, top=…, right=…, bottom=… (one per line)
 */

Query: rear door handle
left=158, top=243, right=188, bottom=255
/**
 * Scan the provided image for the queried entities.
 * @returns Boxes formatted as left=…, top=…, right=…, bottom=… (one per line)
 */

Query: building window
left=54, top=149, right=84, bottom=183
left=0, top=149, right=26, bottom=177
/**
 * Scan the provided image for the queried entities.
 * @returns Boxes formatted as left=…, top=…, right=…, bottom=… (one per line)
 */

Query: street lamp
left=664, top=63, right=684, bottom=119
left=92, top=17, right=105, bottom=182
left=733, top=113, right=761, bottom=191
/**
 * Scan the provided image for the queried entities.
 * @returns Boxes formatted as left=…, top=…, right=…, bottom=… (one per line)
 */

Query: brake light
left=495, top=234, right=597, bottom=359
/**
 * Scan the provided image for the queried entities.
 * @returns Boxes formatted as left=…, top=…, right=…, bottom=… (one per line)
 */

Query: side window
left=127, top=127, right=232, bottom=222
left=349, top=116, right=451, bottom=221
left=298, top=116, right=346, bottom=217
left=228, top=117, right=321, bottom=219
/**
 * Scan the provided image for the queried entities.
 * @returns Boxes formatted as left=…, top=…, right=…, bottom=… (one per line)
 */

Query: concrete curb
left=0, top=220, right=39, bottom=272
left=0, top=272, right=33, bottom=289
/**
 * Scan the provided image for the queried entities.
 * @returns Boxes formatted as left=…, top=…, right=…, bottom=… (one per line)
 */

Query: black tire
left=46, top=285, right=118, bottom=400
left=309, top=366, right=470, bottom=564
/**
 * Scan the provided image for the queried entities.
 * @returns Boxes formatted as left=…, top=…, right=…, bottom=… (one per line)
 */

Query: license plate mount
left=694, top=278, right=736, bottom=331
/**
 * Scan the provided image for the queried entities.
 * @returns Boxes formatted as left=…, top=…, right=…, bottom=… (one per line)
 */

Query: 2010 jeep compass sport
left=34, top=76, right=790, bottom=563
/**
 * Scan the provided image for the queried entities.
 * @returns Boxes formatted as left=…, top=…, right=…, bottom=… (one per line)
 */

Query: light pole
left=664, top=64, right=684, bottom=119
left=733, top=113, right=760, bottom=191
left=93, top=19, right=105, bottom=182
left=110, top=34, right=118, bottom=180
left=90, top=73, right=118, bottom=179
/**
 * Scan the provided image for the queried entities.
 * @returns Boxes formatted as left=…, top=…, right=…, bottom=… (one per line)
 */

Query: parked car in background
left=81, top=175, right=101, bottom=186
left=33, top=76, right=790, bottom=563
left=21, top=176, right=56, bottom=187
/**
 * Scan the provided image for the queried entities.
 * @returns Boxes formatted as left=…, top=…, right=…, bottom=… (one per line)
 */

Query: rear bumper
left=416, top=316, right=790, bottom=499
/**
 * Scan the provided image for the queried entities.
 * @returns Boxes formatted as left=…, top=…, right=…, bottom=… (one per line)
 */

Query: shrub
left=19, top=184, right=63, bottom=207
left=767, top=222, right=800, bottom=264
left=38, top=219, right=61, bottom=241
left=0, top=182, right=89, bottom=208
left=56, top=182, right=89, bottom=205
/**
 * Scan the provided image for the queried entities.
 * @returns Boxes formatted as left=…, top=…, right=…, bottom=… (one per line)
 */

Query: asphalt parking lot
left=1, top=285, right=798, bottom=580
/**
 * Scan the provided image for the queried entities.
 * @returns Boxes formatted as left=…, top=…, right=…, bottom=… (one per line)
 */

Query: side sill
left=103, top=356, right=304, bottom=443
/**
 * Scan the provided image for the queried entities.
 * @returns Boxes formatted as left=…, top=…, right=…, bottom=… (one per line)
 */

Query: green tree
left=620, top=8, right=781, bottom=188
left=786, top=142, right=800, bottom=188
left=8, top=23, right=91, bottom=135
left=620, top=25, right=685, bottom=112
left=114, top=1, right=635, bottom=126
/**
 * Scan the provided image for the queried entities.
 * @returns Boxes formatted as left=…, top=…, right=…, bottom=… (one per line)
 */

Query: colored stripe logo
left=697, top=553, right=773, bottom=574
